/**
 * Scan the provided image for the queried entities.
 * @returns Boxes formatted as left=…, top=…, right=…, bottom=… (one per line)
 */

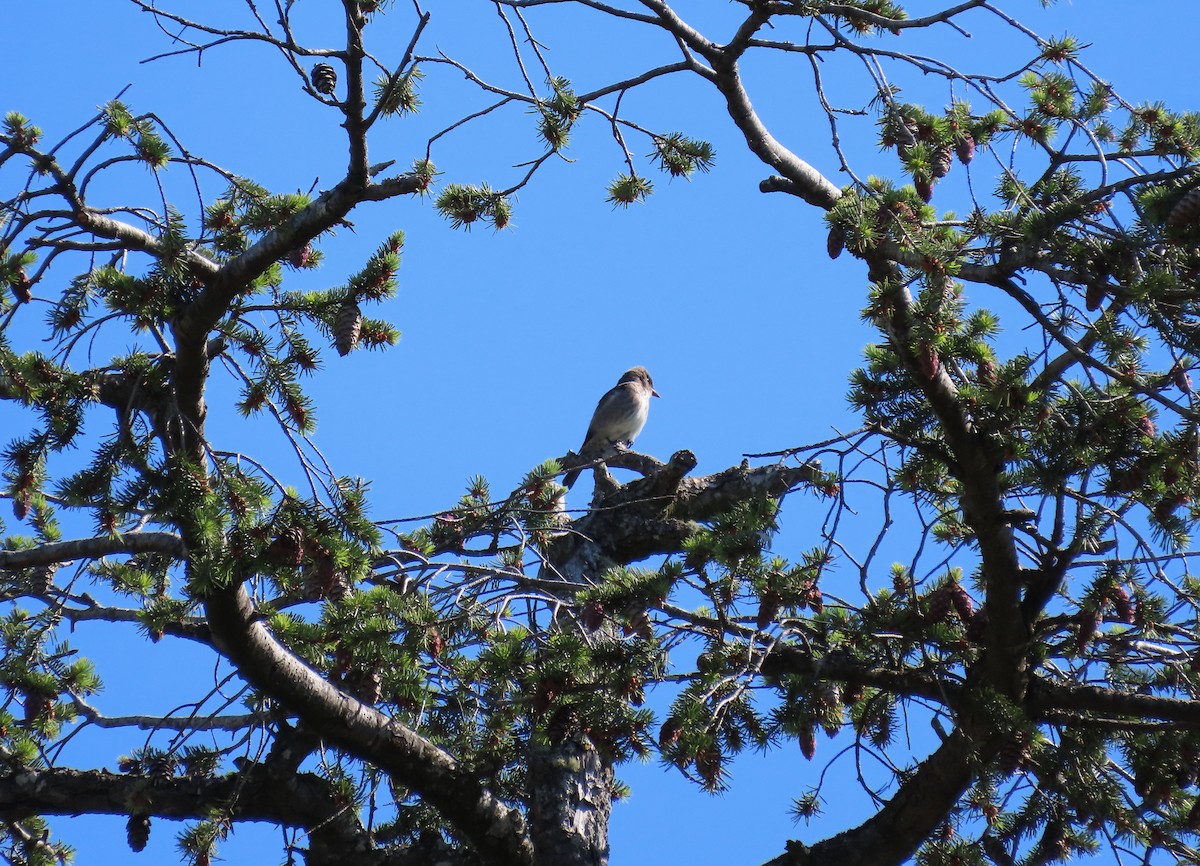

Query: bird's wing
left=579, top=382, right=630, bottom=450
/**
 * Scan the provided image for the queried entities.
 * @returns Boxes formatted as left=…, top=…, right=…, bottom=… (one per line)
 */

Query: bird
left=562, top=366, right=660, bottom=489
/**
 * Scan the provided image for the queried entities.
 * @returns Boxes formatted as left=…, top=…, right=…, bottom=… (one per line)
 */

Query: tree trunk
left=527, top=735, right=614, bottom=866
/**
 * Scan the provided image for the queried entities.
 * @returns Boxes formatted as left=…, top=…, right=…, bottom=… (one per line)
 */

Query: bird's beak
left=652, top=389, right=661, bottom=398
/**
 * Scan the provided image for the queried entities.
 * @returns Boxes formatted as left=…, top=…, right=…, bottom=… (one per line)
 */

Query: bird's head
left=620, top=365, right=660, bottom=398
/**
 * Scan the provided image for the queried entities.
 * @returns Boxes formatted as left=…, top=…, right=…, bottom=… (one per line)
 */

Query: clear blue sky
left=2, top=2, right=1195, bottom=863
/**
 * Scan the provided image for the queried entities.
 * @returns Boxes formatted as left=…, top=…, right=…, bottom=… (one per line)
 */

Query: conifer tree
left=3, top=2, right=1200, bottom=866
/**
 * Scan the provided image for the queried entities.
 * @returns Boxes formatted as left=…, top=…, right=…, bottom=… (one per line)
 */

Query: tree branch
left=203, top=581, right=535, bottom=866
left=0, top=532, right=185, bottom=571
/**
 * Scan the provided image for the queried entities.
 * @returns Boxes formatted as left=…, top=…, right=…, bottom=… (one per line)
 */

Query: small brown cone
left=998, top=731, right=1029, bottom=775
left=24, top=690, right=54, bottom=723
left=1074, top=609, right=1101, bottom=654
left=826, top=224, right=845, bottom=259
left=126, top=814, right=151, bottom=853
left=268, top=525, right=305, bottom=566
left=756, top=588, right=783, bottom=629
left=931, top=146, right=953, bottom=179
left=1168, top=187, right=1200, bottom=227
left=915, top=343, right=940, bottom=380
left=1172, top=364, right=1193, bottom=393
left=914, top=176, right=934, bottom=203
left=312, top=63, right=338, bottom=95
left=800, top=723, right=817, bottom=760
left=955, top=132, right=975, bottom=165
left=581, top=600, right=605, bottom=632
left=334, top=299, right=362, bottom=356
left=965, top=607, right=988, bottom=643
left=949, top=583, right=975, bottom=622
left=659, top=717, right=682, bottom=749
left=695, top=747, right=722, bottom=789
left=288, top=244, right=313, bottom=269
left=13, top=268, right=32, bottom=303
left=927, top=586, right=953, bottom=624
left=1108, top=586, right=1135, bottom=624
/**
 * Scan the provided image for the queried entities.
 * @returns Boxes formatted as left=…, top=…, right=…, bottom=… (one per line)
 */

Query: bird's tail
left=562, top=466, right=582, bottom=489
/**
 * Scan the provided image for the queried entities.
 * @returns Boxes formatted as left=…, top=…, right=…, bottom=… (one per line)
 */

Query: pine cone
left=581, top=600, right=605, bottom=632
left=915, top=343, right=940, bottom=380
left=949, top=582, right=975, bottom=622
left=627, top=609, right=653, bottom=639
left=964, top=607, right=988, bottom=643
left=997, top=732, right=1028, bottom=775
left=268, top=525, right=306, bottom=566
left=148, top=754, right=175, bottom=784
left=288, top=243, right=312, bottom=269
left=892, top=116, right=918, bottom=160
left=955, top=132, right=975, bottom=165
left=428, top=627, right=444, bottom=659
left=927, top=586, right=953, bottom=624
left=304, top=555, right=347, bottom=600
left=347, top=668, right=383, bottom=705
left=1074, top=609, right=1101, bottom=654
left=695, top=747, right=722, bottom=787
left=659, top=717, right=683, bottom=749
left=13, top=268, right=32, bottom=304
left=756, top=588, right=783, bottom=629
left=914, top=176, right=934, bottom=203
left=312, top=63, right=338, bottom=95
left=334, top=299, right=362, bottom=356
left=1173, top=364, right=1193, bottom=393
left=826, top=224, right=845, bottom=259
left=1168, top=187, right=1200, bottom=227
left=126, top=814, right=151, bottom=853
left=1109, top=586, right=1134, bottom=624
left=804, top=583, right=824, bottom=614
left=800, top=723, right=817, bottom=760
left=23, top=689, right=54, bottom=722
left=931, top=146, right=954, bottom=179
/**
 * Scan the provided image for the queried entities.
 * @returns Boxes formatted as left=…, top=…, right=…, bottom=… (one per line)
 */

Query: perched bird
left=563, top=366, right=660, bottom=489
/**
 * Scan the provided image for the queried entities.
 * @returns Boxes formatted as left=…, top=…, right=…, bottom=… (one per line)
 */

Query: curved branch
left=767, top=729, right=979, bottom=866
left=203, top=581, right=534, bottom=866
left=1028, top=678, right=1200, bottom=727
left=0, top=764, right=372, bottom=864
left=0, top=532, right=185, bottom=571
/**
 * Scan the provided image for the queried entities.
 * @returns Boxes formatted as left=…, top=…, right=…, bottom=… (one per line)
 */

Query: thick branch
left=1028, top=678, right=1200, bottom=726
left=767, top=730, right=979, bottom=866
left=0, top=764, right=346, bottom=828
left=709, top=58, right=840, bottom=208
left=0, top=764, right=376, bottom=866
left=203, top=582, right=534, bottom=866
left=758, top=642, right=963, bottom=708
left=0, top=532, right=185, bottom=571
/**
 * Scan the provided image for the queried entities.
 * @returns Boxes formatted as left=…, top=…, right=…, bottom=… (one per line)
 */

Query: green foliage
left=434, top=183, right=514, bottom=230
left=606, top=172, right=653, bottom=207
left=374, top=66, right=424, bottom=116
left=534, top=76, right=581, bottom=152
left=3, top=110, right=41, bottom=146
left=99, top=99, right=171, bottom=167
left=649, top=133, right=715, bottom=178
